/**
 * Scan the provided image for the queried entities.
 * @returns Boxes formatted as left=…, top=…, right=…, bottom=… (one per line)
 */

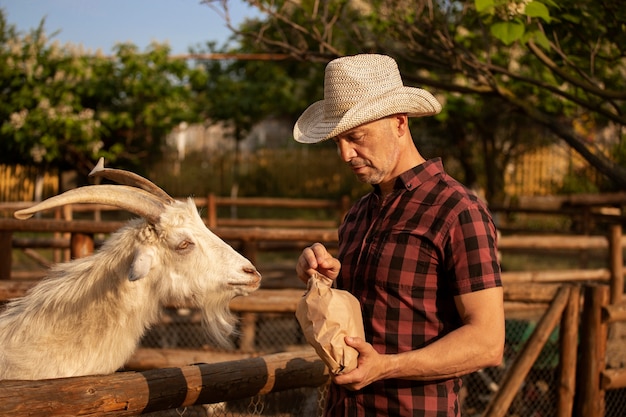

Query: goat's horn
left=89, top=158, right=175, bottom=203
left=14, top=185, right=166, bottom=224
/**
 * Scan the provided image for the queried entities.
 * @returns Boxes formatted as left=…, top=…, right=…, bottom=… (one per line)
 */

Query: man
left=294, top=54, right=504, bottom=416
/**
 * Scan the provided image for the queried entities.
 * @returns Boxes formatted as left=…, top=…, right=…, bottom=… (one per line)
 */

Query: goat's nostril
left=244, top=266, right=261, bottom=277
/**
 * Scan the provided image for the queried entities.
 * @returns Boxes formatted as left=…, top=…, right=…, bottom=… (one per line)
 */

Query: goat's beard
left=198, top=294, right=238, bottom=349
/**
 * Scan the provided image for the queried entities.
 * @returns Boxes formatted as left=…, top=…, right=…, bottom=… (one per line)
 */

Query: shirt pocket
left=370, top=228, right=440, bottom=289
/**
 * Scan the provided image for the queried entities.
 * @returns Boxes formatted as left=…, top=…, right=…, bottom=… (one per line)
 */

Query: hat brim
left=293, top=86, right=442, bottom=144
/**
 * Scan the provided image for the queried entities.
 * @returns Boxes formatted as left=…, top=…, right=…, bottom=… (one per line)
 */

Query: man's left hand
left=332, top=336, right=386, bottom=391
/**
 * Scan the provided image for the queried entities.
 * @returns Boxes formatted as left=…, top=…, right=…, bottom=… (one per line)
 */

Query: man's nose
left=336, top=140, right=355, bottom=162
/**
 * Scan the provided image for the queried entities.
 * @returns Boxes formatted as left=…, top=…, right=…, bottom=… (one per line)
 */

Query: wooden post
left=0, top=231, right=13, bottom=280
left=70, top=232, right=94, bottom=259
left=608, top=224, right=623, bottom=305
left=558, top=285, right=580, bottom=417
left=207, top=193, right=217, bottom=228
left=53, top=207, right=62, bottom=263
left=63, top=205, right=72, bottom=261
left=482, top=285, right=571, bottom=417
left=241, top=239, right=258, bottom=265
left=576, top=284, right=610, bottom=417
left=340, top=195, right=351, bottom=222
left=238, top=311, right=258, bottom=353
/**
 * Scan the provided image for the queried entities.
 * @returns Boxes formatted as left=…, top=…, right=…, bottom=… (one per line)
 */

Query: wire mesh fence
left=140, top=309, right=626, bottom=416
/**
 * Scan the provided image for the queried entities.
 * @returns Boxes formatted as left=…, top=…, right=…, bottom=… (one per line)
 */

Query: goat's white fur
left=0, top=198, right=261, bottom=380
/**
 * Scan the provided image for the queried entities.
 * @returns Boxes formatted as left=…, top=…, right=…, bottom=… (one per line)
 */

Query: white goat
left=0, top=159, right=261, bottom=380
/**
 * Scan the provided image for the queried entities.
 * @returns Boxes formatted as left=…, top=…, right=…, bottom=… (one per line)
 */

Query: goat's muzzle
left=229, top=267, right=262, bottom=294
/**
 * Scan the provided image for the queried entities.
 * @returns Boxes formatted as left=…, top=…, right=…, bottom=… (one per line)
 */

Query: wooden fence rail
left=0, top=348, right=329, bottom=417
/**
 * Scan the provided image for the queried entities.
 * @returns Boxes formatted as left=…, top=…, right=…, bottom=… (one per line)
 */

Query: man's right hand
left=296, top=242, right=341, bottom=284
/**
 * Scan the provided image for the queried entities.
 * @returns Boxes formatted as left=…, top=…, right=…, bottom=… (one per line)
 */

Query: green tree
left=0, top=10, right=208, bottom=177
left=207, top=0, right=626, bottom=200
left=188, top=37, right=326, bottom=194
left=190, top=38, right=324, bottom=143
left=90, top=42, right=207, bottom=174
left=0, top=12, right=105, bottom=174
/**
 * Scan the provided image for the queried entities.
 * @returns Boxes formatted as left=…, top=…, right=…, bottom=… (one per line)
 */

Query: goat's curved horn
left=89, top=158, right=175, bottom=203
left=14, top=185, right=166, bottom=224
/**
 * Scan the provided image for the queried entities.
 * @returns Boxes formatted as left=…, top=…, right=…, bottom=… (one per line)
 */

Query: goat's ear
left=129, top=247, right=155, bottom=281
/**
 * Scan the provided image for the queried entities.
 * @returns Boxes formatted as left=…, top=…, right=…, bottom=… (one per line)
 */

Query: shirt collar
left=373, top=157, right=444, bottom=195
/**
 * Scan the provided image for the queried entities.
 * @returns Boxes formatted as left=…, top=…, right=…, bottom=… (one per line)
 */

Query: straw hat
left=293, top=54, right=442, bottom=144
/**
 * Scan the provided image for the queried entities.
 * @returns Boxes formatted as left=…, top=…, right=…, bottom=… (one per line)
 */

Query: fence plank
left=601, top=368, right=626, bottom=390
left=498, top=234, right=618, bottom=250
left=501, top=269, right=610, bottom=284
left=0, top=281, right=564, bottom=307
left=501, top=282, right=560, bottom=303
left=602, top=301, right=626, bottom=323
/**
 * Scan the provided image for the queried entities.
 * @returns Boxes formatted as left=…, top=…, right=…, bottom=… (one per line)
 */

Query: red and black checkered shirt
left=326, top=158, right=502, bottom=417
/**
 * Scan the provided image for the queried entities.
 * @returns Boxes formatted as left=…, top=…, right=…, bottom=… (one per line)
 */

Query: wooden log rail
left=202, top=194, right=350, bottom=228
left=0, top=348, right=329, bottom=417
left=601, top=299, right=626, bottom=392
left=0, top=284, right=560, bottom=309
left=602, top=367, right=626, bottom=391
left=124, top=348, right=260, bottom=371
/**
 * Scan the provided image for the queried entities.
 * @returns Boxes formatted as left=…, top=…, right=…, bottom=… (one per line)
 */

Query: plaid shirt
left=326, top=158, right=502, bottom=417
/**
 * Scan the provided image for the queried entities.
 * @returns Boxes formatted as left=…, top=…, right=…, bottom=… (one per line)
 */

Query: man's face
left=332, top=116, right=402, bottom=185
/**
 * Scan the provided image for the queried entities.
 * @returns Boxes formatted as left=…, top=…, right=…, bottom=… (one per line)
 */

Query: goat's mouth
left=228, top=270, right=261, bottom=293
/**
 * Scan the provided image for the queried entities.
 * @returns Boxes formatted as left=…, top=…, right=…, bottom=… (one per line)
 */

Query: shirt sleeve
left=445, top=205, right=502, bottom=295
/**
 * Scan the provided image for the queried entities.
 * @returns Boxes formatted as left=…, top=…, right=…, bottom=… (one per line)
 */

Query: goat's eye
left=176, top=240, right=194, bottom=253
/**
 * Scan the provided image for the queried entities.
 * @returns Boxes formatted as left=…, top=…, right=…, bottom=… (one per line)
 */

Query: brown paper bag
left=295, top=273, right=365, bottom=375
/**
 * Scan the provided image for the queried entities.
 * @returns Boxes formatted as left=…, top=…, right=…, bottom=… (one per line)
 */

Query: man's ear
left=393, top=113, right=410, bottom=136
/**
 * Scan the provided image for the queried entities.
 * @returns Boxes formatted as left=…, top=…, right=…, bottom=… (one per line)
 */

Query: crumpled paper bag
left=295, top=273, right=365, bottom=375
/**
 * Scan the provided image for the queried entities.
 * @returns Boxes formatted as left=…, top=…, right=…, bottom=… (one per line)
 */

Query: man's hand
left=296, top=242, right=342, bottom=283
left=332, top=337, right=387, bottom=391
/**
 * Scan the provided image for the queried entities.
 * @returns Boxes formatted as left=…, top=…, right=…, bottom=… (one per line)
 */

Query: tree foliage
left=209, top=0, right=626, bottom=195
left=0, top=10, right=207, bottom=176
left=189, top=39, right=324, bottom=144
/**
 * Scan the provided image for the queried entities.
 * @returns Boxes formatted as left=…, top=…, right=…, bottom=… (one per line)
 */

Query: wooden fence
left=0, top=281, right=623, bottom=416
left=0, top=348, right=329, bottom=416
left=0, top=199, right=624, bottom=416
